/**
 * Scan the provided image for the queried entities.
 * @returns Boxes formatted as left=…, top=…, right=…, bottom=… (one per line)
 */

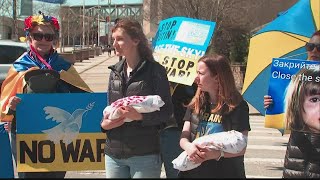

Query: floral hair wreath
left=24, top=11, right=60, bottom=36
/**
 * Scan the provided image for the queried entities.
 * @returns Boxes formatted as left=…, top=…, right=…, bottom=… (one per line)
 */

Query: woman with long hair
left=100, top=18, right=173, bottom=178
left=179, top=54, right=250, bottom=178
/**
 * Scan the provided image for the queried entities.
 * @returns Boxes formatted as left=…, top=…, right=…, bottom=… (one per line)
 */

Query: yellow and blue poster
left=16, top=93, right=107, bottom=172
left=265, top=58, right=319, bottom=134
left=152, top=17, right=215, bottom=85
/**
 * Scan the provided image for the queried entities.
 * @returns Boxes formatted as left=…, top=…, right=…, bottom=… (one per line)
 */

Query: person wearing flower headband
left=0, top=12, right=92, bottom=178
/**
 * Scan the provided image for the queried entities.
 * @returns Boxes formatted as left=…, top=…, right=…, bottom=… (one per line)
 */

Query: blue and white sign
left=152, top=17, right=216, bottom=85
left=265, top=58, right=319, bottom=134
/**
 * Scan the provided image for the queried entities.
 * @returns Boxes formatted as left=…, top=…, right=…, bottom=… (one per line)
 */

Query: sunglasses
left=305, top=43, right=320, bottom=52
left=31, top=33, right=55, bottom=41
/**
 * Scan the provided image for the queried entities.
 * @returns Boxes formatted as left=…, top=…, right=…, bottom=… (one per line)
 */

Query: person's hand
left=101, top=116, right=125, bottom=130
left=4, top=122, right=11, bottom=132
left=8, top=96, right=21, bottom=111
left=185, top=142, right=206, bottom=164
left=264, top=95, right=273, bottom=109
left=119, top=106, right=143, bottom=121
left=197, top=145, right=221, bottom=162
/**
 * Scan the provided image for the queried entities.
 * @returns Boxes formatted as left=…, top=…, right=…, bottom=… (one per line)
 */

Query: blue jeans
left=160, top=127, right=183, bottom=178
left=105, top=154, right=161, bottom=178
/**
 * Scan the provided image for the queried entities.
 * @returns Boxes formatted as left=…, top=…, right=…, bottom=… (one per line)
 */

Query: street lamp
left=97, top=0, right=100, bottom=47
left=98, top=0, right=107, bottom=47
left=108, top=0, right=111, bottom=45
left=82, top=0, right=85, bottom=48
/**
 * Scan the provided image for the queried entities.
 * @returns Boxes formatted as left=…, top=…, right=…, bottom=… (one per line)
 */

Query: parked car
left=0, top=40, right=28, bottom=92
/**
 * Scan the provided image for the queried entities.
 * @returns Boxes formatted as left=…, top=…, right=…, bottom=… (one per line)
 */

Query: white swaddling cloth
left=172, top=130, right=248, bottom=171
left=103, top=95, right=165, bottom=122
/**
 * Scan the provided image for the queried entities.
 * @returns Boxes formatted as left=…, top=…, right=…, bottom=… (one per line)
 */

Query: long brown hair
left=187, top=54, right=243, bottom=115
left=112, top=18, right=154, bottom=61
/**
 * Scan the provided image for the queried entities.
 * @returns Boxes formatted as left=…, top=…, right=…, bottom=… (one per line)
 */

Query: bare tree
left=33, top=1, right=60, bottom=16
left=0, top=0, right=13, bottom=17
left=0, top=0, right=23, bottom=39
left=157, top=0, right=261, bottom=60
left=59, top=7, right=83, bottom=49
left=147, top=0, right=297, bottom=63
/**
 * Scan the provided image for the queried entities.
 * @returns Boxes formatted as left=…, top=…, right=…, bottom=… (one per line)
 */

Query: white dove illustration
left=41, top=102, right=95, bottom=145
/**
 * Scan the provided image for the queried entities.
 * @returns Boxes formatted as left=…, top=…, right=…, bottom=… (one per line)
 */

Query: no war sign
left=16, top=93, right=107, bottom=172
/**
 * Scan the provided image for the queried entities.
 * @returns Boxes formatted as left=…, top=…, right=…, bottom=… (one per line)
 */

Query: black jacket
left=171, top=83, right=197, bottom=130
left=104, top=58, right=173, bottom=159
left=283, top=130, right=320, bottom=178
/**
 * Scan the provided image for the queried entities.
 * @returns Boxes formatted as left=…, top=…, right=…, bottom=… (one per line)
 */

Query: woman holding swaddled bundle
left=100, top=18, right=173, bottom=178
left=178, top=54, right=251, bottom=178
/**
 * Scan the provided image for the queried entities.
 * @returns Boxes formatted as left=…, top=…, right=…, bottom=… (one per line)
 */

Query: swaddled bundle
left=172, top=130, right=248, bottom=171
left=103, top=95, right=165, bottom=122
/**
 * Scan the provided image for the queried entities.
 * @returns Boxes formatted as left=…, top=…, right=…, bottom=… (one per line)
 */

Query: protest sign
left=0, top=123, right=14, bottom=178
left=265, top=58, right=319, bottom=134
left=152, top=17, right=216, bottom=85
left=16, top=93, right=107, bottom=172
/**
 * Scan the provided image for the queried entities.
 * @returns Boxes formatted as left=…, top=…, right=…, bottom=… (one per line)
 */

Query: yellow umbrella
left=242, top=0, right=319, bottom=132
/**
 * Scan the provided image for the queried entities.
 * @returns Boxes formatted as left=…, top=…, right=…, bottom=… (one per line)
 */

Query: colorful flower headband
left=24, top=13, right=60, bottom=35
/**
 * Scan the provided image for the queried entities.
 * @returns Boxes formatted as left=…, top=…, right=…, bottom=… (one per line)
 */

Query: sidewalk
left=74, top=53, right=119, bottom=92
left=73, top=52, right=116, bottom=74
